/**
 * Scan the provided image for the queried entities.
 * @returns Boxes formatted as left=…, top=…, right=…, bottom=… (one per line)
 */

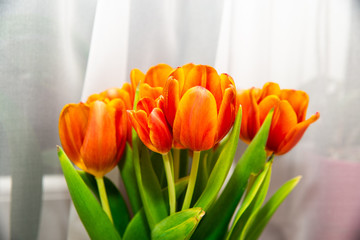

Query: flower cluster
left=128, top=63, right=237, bottom=153
left=58, top=63, right=319, bottom=240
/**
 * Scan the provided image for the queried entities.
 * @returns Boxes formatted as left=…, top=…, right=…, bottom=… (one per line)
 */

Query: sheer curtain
left=1, top=0, right=359, bottom=239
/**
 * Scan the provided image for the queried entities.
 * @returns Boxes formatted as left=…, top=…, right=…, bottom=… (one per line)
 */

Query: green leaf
left=206, top=132, right=230, bottom=174
left=123, top=209, right=150, bottom=240
left=119, top=143, right=142, bottom=214
left=57, top=147, right=121, bottom=240
left=227, top=160, right=272, bottom=240
left=192, top=110, right=273, bottom=240
left=240, top=176, right=302, bottom=240
left=152, top=208, right=205, bottom=240
left=78, top=171, right=130, bottom=237
left=194, top=107, right=242, bottom=210
left=133, top=139, right=168, bottom=229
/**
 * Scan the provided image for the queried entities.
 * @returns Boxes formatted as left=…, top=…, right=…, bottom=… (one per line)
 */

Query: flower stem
left=173, top=148, right=180, bottom=181
left=182, top=151, right=201, bottom=210
left=163, top=153, right=176, bottom=215
left=95, top=176, right=113, bottom=223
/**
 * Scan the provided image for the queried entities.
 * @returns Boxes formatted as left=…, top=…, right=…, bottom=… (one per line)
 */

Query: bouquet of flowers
left=57, top=63, right=319, bottom=240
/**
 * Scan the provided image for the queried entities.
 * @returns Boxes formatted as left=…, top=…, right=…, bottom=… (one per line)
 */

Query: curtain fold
left=0, top=0, right=96, bottom=239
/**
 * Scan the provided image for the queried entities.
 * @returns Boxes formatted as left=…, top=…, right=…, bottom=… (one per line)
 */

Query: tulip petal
left=258, top=95, right=280, bottom=125
left=205, top=66, right=223, bottom=111
left=220, top=74, right=235, bottom=95
left=80, top=101, right=118, bottom=177
left=182, top=63, right=195, bottom=77
left=107, top=87, right=133, bottom=110
left=276, top=112, right=320, bottom=155
left=128, top=110, right=153, bottom=150
left=236, top=89, right=251, bottom=142
left=169, top=67, right=185, bottom=93
left=183, top=65, right=222, bottom=109
left=182, top=65, right=206, bottom=95
left=246, top=88, right=261, bottom=141
left=121, top=82, right=135, bottom=106
left=280, top=89, right=309, bottom=122
left=267, top=100, right=298, bottom=153
left=139, top=83, right=163, bottom=100
left=156, top=95, right=165, bottom=110
left=173, top=86, right=218, bottom=151
left=259, top=82, right=280, bottom=102
left=163, top=77, right=180, bottom=127
left=130, top=68, right=144, bottom=92
left=137, top=97, right=156, bottom=115
left=217, top=87, right=236, bottom=142
left=236, top=88, right=261, bottom=143
left=148, top=108, right=173, bottom=154
left=118, top=86, right=133, bottom=110
left=86, top=93, right=102, bottom=104
left=108, top=99, right=128, bottom=160
left=59, top=103, right=89, bottom=170
left=144, top=63, right=173, bottom=87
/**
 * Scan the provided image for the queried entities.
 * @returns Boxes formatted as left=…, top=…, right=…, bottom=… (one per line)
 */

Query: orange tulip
left=59, top=99, right=127, bottom=177
left=237, top=82, right=320, bottom=155
left=162, top=64, right=237, bottom=151
left=127, top=97, right=173, bottom=154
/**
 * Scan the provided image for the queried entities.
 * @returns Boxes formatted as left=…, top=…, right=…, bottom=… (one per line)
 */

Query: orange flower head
left=162, top=64, right=237, bottom=151
left=237, top=82, right=320, bottom=155
left=127, top=97, right=173, bottom=154
left=59, top=99, right=127, bottom=177
left=134, top=63, right=174, bottom=100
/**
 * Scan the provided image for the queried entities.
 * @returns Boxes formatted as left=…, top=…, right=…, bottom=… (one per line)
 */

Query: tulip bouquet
left=57, top=63, right=319, bottom=240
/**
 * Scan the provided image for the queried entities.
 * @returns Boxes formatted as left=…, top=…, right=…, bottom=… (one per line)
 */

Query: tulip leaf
left=57, top=147, right=121, bottom=240
left=119, top=143, right=142, bottom=214
left=206, top=135, right=229, bottom=175
left=227, top=160, right=272, bottom=240
left=123, top=209, right=151, bottom=240
left=192, top=109, right=273, bottom=240
left=240, top=176, right=302, bottom=240
left=133, top=138, right=168, bottom=229
left=152, top=208, right=205, bottom=240
left=78, top=171, right=130, bottom=237
left=194, top=106, right=242, bottom=210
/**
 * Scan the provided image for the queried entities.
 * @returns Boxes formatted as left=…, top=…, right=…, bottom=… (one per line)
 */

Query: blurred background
left=1, top=0, right=360, bottom=239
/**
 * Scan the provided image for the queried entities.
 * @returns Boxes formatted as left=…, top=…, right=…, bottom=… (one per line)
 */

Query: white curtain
left=1, top=0, right=360, bottom=239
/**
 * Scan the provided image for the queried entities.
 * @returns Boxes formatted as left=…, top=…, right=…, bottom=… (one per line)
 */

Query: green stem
left=162, top=153, right=176, bottom=215
left=173, top=148, right=180, bottom=181
left=95, top=176, right=113, bottom=223
left=182, top=151, right=201, bottom=210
